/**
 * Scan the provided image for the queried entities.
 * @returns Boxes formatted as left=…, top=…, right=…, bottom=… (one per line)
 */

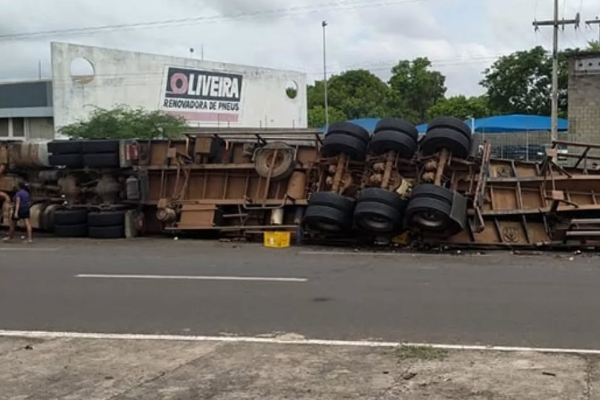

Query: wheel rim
left=357, top=213, right=394, bottom=233
left=413, top=209, right=447, bottom=230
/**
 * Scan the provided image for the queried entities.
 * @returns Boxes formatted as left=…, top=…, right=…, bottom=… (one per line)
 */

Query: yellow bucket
left=264, top=231, right=291, bottom=248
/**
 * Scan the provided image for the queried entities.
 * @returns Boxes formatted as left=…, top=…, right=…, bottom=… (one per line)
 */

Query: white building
left=0, top=42, right=308, bottom=140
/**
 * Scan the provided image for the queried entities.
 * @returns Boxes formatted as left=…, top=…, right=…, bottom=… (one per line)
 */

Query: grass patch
left=396, top=345, right=448, bottom=361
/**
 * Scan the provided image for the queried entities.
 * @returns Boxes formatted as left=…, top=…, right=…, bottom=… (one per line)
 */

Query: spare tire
left=427, top=117, right=471, bottom=140
left=54, top=209, right=89, bottom=225
left=322, top=134, right=367, bottom=160
left=375, top=118, right=419, bottom=141
left=326, top=122, right=371, bottom=144
left=420, top=128, right=471, bottom=158
left=82, top=140, right=121, bottom=154
left=369, top=130, right=417, bottom=158
left=254, top=143, right=295, bottom=181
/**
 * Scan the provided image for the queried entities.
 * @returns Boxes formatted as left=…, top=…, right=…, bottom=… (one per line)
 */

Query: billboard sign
left=161, top=67, right=243, bottom=123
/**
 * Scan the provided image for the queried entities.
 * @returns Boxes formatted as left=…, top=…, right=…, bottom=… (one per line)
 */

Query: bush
left=59, top=106, right=187, bottom=139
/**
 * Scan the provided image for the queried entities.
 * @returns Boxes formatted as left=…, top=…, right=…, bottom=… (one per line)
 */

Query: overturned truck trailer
left=1, top=118, right=600, bottom=249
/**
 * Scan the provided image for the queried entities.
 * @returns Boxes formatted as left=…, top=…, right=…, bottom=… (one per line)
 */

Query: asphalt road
left=1, top=238, right=600, bottom=349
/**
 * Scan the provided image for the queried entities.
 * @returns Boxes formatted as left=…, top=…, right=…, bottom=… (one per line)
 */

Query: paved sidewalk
left=0, top=336, right=597, bottom=400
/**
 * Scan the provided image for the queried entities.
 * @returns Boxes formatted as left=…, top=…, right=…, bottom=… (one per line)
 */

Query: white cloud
left=1, top=0, right=599, bottom=95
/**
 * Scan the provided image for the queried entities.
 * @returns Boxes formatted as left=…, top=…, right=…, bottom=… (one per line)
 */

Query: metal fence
left=481, top=131, right=600, bottom=165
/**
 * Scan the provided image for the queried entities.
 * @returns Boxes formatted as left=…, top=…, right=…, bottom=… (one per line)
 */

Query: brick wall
left=568, top=54, right=600, bottom=142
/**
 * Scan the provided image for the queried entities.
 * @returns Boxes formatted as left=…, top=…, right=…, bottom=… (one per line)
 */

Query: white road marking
left=0, top=329, right=599, bottom=355
left=0, top=247, right=60, bottom=252
left=75, top=274, right=308, bottom=283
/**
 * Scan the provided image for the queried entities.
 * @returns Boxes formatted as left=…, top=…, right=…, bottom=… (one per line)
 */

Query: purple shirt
left=14, top=190, right=30, bottom=211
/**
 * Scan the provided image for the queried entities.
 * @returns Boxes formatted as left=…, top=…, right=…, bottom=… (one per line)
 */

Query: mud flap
left=449, top=192, right=468, bottom=234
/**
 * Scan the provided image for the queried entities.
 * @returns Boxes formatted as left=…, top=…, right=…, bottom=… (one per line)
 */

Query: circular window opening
left=285, top=80, right=299, bottom=100
left=70, top=58, right=95, bottom=84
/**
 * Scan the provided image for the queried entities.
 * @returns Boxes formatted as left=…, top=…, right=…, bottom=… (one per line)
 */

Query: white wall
left=51, top=42, right=307, bottom=132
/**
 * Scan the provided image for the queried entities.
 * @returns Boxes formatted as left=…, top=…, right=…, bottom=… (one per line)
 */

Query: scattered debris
left=402, top=372, right=417, bottom=380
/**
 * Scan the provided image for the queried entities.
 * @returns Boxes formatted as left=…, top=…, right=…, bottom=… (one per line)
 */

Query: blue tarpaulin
left=326, top=115, right=568, bottom=134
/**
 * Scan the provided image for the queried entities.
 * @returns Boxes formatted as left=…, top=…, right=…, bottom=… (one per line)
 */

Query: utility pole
left=586, top=17, right=600, bottom=43
left=533, top=0, right=580, bottom=142
left=322, top=21, right=329, bottom=131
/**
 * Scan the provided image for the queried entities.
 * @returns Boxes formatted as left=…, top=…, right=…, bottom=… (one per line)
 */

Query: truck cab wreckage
left=2, top=117, right=600, bottom=250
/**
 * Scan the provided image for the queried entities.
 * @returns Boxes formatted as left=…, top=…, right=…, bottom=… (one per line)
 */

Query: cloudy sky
left=0, top=0, right=598, bottom=96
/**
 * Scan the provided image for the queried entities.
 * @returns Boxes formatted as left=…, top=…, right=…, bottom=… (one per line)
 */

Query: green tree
left=588, top=40, right=600, bottom=52
left=480, top=46, right=568, bottom=116
left=388, top=57, right=447, bottom=123
left=427, top=95, right=490, bottom=121
left=59, top=106, right=187, bottom=139
left=307, top=70, right=390, bottom=120
left=307, top=105, right=347, bottom=128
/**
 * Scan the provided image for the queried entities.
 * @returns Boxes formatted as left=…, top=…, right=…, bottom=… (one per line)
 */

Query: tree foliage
left=306, top=58, right=446, bottom=127
left=427, top=95, right=490, bottom=121
left=480, top=46, right=568, bottom=116
left=308, top=105, right=347, bottom=128
left=388, top=58, right=447, bottom=123
left=59, top=106, right=187, bottom=139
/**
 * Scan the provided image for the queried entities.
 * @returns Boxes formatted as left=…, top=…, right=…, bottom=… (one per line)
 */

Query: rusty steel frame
left=6, top=133, right=600, bottom=248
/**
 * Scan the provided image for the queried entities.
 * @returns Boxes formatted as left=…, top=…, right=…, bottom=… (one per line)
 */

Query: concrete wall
left=51, top=43, right=307, bottom=133
left=568, top=53, right=600, bottom=142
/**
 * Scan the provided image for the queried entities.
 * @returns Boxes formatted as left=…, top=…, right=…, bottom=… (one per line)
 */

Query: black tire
left=420, top=128, right=471, bottom=158
left=354, top=201, right=402, bottom=234
left=88, top=211, right=126, bottom=227
left=427, top=117, right=471, bottom=140
left=405, top=197, right=452, bottom=231
left=83, top=153, right=120, bottom=168
left=308, top=192, right=356, bottom=213
left=326, top=122, right=371, bottom=144
left=54, top=223, right=88, bottom=238
left=89, top=225, right=125, bottom=239
left=322, top=134, right=367, bottom=160
left=375, top=118, right=419, bottom=141
left=410, top=184, right=454, bottom=206
left=254, top=143, right=295, bottom=181
left=369, top=130, right=417, bottom=158
left=47, top=141, right=83, bottom=155
left=49, top=154, right=83, bottom=168
left=54, top=209, right=89, bottom=225
left=303, top=205, right=351, bottom=233
left=82, top=140, right=120, bottom=154
left=358, top=188, right=408, bottom=210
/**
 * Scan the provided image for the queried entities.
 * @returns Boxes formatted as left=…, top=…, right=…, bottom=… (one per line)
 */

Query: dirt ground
left=1, top=336, right=597, bottom=400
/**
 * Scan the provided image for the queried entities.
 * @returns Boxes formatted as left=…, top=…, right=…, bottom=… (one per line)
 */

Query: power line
left=0, top=0, right=435, bottom=42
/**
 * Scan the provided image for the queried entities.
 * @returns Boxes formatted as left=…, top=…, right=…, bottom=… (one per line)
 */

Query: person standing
left=3, top=182, right=32, bottom=243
